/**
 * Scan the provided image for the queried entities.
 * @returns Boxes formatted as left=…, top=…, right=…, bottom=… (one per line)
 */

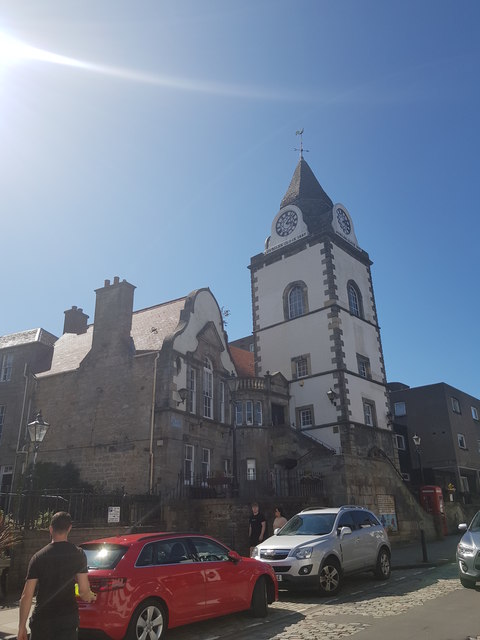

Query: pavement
left=0, top=534, right=461, bottom=640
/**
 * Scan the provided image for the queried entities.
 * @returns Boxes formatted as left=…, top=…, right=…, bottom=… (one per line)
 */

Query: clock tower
left=250, top=157, right=392, bottom=456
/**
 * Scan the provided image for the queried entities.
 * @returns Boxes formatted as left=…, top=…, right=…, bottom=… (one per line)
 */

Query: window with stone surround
left=201, top=448, right=211, bottom=481
left=203, top=357, right=213, bottom=419
left=457, top=433, right=467, bottom=449
left=255, top=401, right=262, bottom=426
left=0, top=354, right=13, bottom=382
left=246, top=458, right=256, bottom=481
left=0, top=405, right=5, bottom=441
left=291, top=354, right=310, bottom=379
left=347, top=281, right=363, bottom=318
left=235, top=401, right=263, bottom=426
left=394, top=434, right=406, bottom=450
left=219, top=381, right=225, bottom=423
left=187, top=368, right=196, bottom=414
left=184, top=444, right=194, bottom=484
left=235, top=401, right=243, bottom=426
left=472, top=406, right=479, bottom=421
left=363, top=399, right=376, bottom=427
left=357, top=354, right=371, bottom=379
left=283, top=281, right=309, bottom=320
left=296, top=405, right=314, bottom=428
left=245, top=400, right=253, bottom=425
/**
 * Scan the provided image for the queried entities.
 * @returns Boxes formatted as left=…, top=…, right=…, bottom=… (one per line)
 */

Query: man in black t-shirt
left=249, top=502, right=266, bottom=556
left=18, top=511, right=96, bottom=640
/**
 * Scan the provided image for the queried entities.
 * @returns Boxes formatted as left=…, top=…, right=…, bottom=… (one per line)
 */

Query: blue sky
left=1, top=1, right=479, bottom=397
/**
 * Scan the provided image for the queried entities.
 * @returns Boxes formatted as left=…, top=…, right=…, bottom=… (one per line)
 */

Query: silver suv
left=251, top=506, right=391, bottom=595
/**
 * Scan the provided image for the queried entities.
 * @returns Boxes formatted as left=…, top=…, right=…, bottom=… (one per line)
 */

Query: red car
left=77, top=532, right=278, bottom=640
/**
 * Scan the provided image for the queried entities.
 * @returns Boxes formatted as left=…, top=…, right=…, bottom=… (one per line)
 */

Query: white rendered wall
left=172, top=289, right=235, bottom=394
left=255, top=242, right=327, bottom=330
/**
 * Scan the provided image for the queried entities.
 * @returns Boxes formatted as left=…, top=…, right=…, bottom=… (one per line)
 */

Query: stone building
left=0, top=329, right=57, bottom=499
left=4, top=278, right=329, bottom=499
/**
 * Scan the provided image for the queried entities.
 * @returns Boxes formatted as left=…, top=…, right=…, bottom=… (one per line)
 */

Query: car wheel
left=460, top=576, right=476, bottom=589
left=126, top=598, right=166, bottom=640
left=318, top=557, right=342, bottom=596
left=374, top=547, right=391, bottom=580
left=251, top=576, right=268, bottom=617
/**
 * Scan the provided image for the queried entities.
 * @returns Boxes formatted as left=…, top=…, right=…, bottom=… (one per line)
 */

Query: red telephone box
left=419, top=485, right=448, bottom=535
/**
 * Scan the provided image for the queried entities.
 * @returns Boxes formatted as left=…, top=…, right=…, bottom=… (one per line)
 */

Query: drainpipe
left=9, top=365, right=31, bottom=513
left=148, top=352, right=160, bottom=494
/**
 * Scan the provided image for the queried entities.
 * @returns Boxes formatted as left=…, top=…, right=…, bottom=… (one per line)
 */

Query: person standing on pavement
left=18, top=511, right=96, bottom=640
left=272, top=506, right=288, bottom=531
left=249, top=502, right=266, bottom=556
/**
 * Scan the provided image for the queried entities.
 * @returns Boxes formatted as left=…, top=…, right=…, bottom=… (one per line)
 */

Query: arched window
left=347, top=281, right=363, bottom=318
left=289, top=286, right=304, bottom=318
left=203, top=357, right=213, bottom=418
left=284, top=281, right=309, bottom=320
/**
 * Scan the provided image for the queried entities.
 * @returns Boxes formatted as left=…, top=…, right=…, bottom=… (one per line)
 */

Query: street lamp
left=412, top=432, right=429, bottom=562
left=27, top=412, right=50, bottom=481
left=226, top=375, right=240, bottom=497
left=412, top=433, right=424, bottom=486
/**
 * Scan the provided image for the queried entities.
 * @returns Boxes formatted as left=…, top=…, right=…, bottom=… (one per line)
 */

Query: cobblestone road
left=168, top=562, right=462, bottom=640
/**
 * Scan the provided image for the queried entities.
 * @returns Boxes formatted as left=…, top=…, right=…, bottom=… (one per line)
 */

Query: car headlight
left=458, top=542, right=475, bottom=556
left=251, top=547, right=259, bottom=558
left=293, top=546, right=313, bottom=559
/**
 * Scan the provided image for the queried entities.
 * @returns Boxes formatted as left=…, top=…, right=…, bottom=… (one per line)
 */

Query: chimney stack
left=91, top=277, right=136, bottom=357
left=63, top=306, right=89, bottom=335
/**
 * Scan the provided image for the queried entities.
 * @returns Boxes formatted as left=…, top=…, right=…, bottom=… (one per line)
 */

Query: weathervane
left=295, top=128, right=309, bottom=159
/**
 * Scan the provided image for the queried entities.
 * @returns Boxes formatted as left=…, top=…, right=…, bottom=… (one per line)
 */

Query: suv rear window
left=81, top=544, right=128, bottom=569
left=279, top=513, right=336, bottom=536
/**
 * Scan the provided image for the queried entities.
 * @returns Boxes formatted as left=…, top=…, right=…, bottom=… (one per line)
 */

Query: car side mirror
left=274, top=528, right=280, bottom=535
left=228, top=550, right=241, bottom=564
left=458, top=523, right=468, bottom=532
left=339, top=526, right=352, bottom=538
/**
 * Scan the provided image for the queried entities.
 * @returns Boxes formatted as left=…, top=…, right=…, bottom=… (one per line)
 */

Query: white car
left=251, top=505, right=391, bottom=596
left=457, top=511, right=480, bottom=588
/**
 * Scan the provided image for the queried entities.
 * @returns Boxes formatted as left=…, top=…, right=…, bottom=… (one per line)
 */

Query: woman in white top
left=273, top=506, right=288, bottom=531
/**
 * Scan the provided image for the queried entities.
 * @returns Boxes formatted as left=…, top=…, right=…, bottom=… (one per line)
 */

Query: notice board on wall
left=376, top=494, right=398, bottom=532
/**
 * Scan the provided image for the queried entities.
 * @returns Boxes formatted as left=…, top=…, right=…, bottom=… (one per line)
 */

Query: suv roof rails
left=300, top=505, right=368, bottom=513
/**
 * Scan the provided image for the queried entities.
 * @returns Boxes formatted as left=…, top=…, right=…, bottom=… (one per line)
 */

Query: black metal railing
left=168, top=470, right=325, bottom=502
left=0, top=469, right=326, bottom=528
left=1, top=490, right=162, bottom=530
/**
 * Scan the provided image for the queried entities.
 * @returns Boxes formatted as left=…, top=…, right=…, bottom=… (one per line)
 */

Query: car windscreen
left=278, top=513, right=336, bottom=536
left=470, top=512, right=480, bottom=532
left=81, top=543, right=128, bottom=569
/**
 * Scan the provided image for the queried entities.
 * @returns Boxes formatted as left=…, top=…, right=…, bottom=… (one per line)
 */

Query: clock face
left=336, top=208, right=351, bottom=235
left=276, top=210, right=298, bottom=237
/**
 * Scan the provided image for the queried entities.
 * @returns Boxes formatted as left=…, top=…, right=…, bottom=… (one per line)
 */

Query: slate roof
left=0, top=328, right=58, bottom=350
left=43, top=297, right=187, bottom=375
left=229, top=345, right=255, bottom=378
left=280, top=158, right=333, bottom=234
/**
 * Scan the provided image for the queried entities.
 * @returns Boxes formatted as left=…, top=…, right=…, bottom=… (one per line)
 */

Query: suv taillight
left=89, top=577, right=127, bottom=592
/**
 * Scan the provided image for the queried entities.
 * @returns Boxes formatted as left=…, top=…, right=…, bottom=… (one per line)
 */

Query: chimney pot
left=64, top=306, right=89, bottom=335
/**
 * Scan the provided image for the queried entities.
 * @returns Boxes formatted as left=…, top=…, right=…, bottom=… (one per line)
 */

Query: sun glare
left=0, top=30, right=299, bottom=101
left=0, top=31, right=86, bottom=70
